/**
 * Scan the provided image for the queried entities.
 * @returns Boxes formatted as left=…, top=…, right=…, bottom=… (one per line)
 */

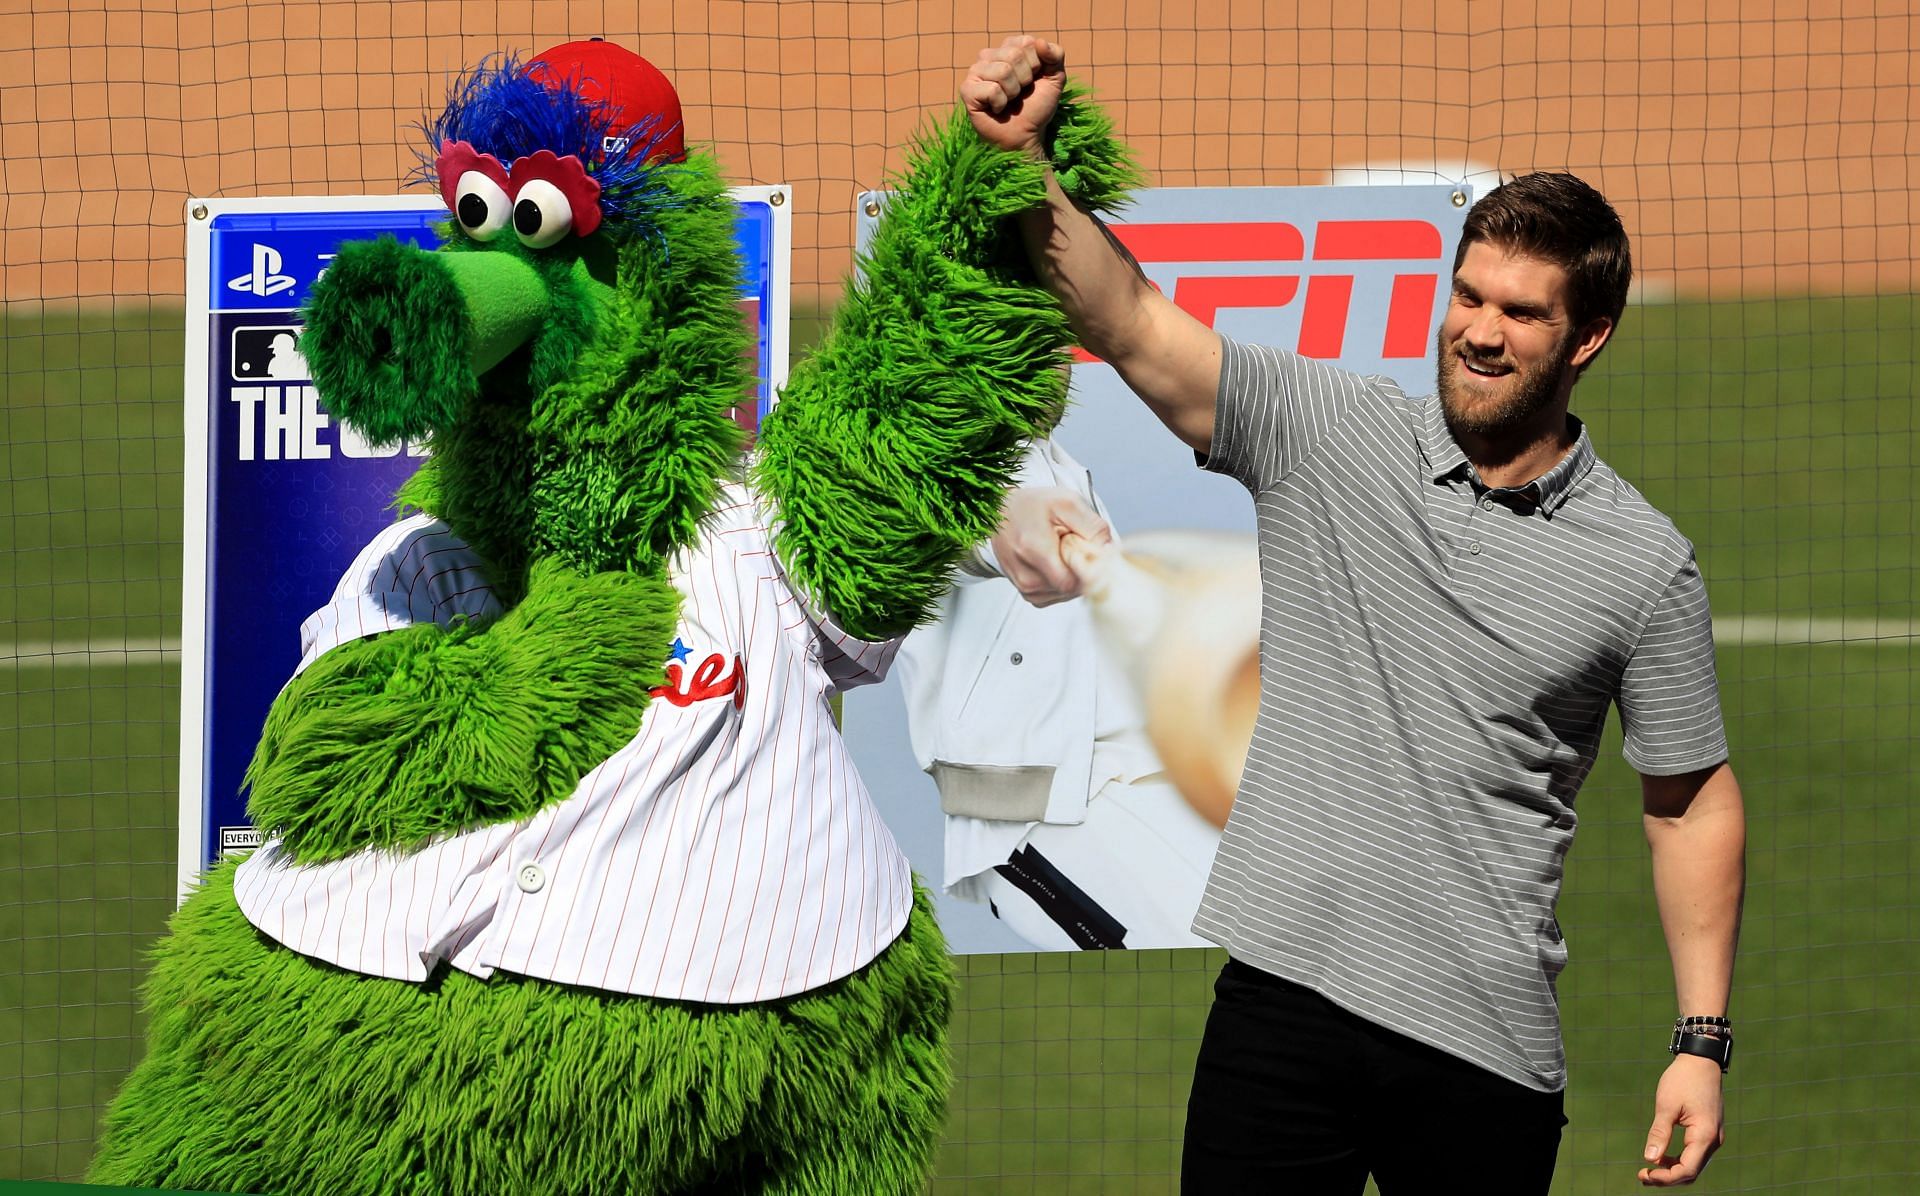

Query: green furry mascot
left=91, top=40, right=1137, bottom=1195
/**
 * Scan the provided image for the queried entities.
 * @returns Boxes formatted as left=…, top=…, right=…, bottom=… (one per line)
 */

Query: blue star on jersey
left=667, top=637, right=691, bottom=664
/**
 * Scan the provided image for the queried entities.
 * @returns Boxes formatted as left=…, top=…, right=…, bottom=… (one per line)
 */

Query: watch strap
left=1668, top=1021, right=1733, bottom=1072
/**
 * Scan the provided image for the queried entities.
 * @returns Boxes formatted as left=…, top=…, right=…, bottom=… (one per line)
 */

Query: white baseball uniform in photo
left=895, top=437, right=1219, bottom=950
left=232, top=479, right=914, bottom=1004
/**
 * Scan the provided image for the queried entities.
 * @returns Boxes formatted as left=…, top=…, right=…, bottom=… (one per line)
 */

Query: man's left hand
left=1638, top=1054, right=1726, bottom=1186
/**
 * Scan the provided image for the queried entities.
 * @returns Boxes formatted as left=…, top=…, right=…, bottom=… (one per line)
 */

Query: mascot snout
left=303, top=235, right=554, bottom=444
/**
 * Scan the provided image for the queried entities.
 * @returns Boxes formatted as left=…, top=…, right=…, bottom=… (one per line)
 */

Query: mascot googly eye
left=510, top=178, right=575, bottom=246
left=436, top=141, right=514, bottom=240
left=452, top=169, right=512, bottom=240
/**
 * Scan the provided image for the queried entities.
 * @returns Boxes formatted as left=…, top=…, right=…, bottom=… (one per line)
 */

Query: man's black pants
left=1181, top=958, right=1566, bottom=1194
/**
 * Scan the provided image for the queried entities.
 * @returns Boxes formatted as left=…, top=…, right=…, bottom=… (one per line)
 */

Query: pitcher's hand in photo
left=990, top=486, right=1113, bottom=608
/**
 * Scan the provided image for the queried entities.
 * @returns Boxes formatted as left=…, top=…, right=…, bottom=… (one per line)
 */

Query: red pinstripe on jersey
left=232, top=482, right=913, bottom=1004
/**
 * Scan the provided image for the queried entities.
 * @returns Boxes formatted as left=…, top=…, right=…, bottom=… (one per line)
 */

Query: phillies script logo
left=1078, top=218, right=1445, bottom=362
left=650, top=638, right=746, bottom=709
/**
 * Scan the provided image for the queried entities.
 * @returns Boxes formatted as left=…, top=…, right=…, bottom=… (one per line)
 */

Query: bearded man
left=963, top=35, right=1746, bottom=1195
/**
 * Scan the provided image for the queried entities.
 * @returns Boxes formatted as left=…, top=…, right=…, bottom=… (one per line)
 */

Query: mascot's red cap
left=528, top=38, right=685, bottom=163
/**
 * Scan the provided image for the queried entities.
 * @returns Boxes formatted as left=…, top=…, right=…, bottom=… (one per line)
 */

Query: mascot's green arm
left=243, top=560, right=679, bottom=864
left=753, top=91, right=1142, bottom=642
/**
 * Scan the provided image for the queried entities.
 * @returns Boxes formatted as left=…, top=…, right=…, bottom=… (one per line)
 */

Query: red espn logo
left=1081, top=218, right=1445, bottom=362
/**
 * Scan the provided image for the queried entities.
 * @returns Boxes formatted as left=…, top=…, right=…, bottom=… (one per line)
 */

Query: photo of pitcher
left=894, top=437, right=1260, bottom=951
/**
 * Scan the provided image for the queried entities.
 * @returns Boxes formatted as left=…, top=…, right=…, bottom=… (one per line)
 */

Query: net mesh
left=3, top=2, right=1915, bottom=1190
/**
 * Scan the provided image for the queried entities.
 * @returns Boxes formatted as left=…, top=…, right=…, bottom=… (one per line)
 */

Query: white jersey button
left=516, top=863, right=547, bottom=893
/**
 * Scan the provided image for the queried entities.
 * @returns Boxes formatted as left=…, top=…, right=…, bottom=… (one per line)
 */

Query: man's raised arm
left=961, top=36, right=1223, bottom=454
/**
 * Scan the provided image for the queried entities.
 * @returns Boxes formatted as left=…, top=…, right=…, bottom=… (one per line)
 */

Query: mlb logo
left=231, top=326, right=310, bottom=381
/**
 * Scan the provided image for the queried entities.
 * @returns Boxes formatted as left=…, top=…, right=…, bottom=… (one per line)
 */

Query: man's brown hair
left=1455, top=172, right=1633, bottom=334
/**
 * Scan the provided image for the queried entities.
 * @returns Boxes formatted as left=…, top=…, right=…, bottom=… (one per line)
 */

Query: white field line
left=3, top=638, right=183, bottom=669
left=1, top=617, right=1912, bottom=672
left=1710, top=616, right=1917, bottom=647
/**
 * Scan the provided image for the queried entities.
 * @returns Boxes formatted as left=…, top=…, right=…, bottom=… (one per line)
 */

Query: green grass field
left=2, top=298, right=1914, bottom=1191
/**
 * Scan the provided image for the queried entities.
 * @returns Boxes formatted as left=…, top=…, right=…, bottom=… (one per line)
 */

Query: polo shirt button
left=517, top=863, right=546, bottom=893
left=1468, top=541, right=1482, bottom=555
left=1010, top=652, right=1024, bottom=665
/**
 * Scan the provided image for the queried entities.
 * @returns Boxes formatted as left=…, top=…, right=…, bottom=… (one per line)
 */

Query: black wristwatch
left=1668, top=1016, right=1733, bottom=1073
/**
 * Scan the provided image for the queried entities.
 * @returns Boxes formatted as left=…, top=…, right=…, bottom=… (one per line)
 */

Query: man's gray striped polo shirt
left=1195, top=337, right=1729, bottom=1092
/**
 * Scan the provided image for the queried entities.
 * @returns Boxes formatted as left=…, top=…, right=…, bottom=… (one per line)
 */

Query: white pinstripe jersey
left=231, top=480, right=915, bottom=1004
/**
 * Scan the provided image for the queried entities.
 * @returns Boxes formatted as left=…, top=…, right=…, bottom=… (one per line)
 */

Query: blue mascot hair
left=415, top=55, right=684, bottom=233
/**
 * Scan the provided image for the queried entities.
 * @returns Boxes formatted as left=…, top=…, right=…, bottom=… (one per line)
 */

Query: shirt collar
left=1528, top=418, right=1596, bottom=515
left=1417, top=392, right=1470, bottom=483
left=1415, top=395, right=1596, bottom=518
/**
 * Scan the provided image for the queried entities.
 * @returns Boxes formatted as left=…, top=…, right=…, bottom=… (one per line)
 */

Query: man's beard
left=1434, top=325, right=1579, bottom=442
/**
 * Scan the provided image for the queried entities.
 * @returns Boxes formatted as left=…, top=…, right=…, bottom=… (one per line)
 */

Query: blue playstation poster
left=178, top=190, right=792, bottom=893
